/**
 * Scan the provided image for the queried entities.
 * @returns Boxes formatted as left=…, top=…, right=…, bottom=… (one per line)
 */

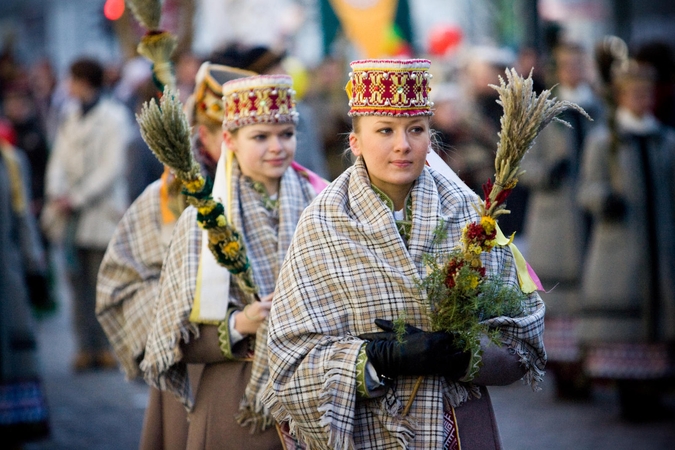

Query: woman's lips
left=265, top=157, right=287, bottom=166
left=391, top=160, right=412, bottom=168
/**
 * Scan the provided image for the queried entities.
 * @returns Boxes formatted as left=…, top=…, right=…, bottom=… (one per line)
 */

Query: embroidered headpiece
left=345, top=59, right=434, bottom=117
left=191, top=62, right=256, bottom=126
left=222, top=74, right=298, bottom=131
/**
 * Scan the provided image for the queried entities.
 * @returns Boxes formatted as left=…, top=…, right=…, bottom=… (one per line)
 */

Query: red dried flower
left=444, top=258, right=464, bottom=289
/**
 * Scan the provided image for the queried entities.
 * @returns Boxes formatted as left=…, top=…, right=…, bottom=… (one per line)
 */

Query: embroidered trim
left=355, top=343, right=371, bottom=399
left=222, top=75, right=298, bottom=131
left=346, top=59, right=434, bottom=117
left=217, top=308, right=237, bottom=359
left=371, top=184, right=412, bottom=243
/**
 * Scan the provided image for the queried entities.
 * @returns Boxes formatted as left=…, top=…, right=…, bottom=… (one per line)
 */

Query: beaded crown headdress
left=191, top=62, right=256, bottom=126
left=345, top=59, right=434, bottom=117
left=222, top=74, right=298, bottom=131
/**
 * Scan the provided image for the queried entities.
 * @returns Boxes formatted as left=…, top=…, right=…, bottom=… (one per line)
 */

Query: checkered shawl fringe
left=141, top=161, right=317, bottom=427
left=263, top=157, right=546, bottom=450
left=96, top=180, right=168, bottom=379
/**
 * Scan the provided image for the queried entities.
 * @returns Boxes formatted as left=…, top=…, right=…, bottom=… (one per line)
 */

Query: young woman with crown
left=263, top=59, right=547, bottom=450
left=140, top=73, right=326, bottom=449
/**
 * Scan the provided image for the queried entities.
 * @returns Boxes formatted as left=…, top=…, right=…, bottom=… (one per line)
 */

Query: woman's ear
left=223, top=130, right=236, bottom=153
left=349, top=132, right=361, bottom=157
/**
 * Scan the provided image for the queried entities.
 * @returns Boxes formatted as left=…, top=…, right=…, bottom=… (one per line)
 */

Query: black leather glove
left=601, top=192, right=627, bottom=222
left=546, top=159, right=571, bottom=190
left=359, top=319, right=470, bottom=380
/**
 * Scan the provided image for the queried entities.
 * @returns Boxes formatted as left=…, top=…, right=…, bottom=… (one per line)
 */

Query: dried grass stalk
left=479, top=68, right=592, bottom=218
left=126, top=0, right=164, bottom=30
left=136, top=86, right=259, bottom=296
left=136, top=86, right=198, bottom=182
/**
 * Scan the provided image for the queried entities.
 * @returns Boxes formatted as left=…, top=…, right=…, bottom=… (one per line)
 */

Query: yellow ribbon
left=495, top=224, right=539, bottom=294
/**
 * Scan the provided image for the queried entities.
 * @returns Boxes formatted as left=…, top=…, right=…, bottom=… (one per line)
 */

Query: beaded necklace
left=244, top=176, right=279, bottom=212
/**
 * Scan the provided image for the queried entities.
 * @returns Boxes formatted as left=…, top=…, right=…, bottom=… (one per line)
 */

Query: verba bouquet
left=407, top=69, right=591, bottom=398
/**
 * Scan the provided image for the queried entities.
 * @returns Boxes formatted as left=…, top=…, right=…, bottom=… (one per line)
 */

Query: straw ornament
left=403, top=68, right=591, bottom=415
left=478, top=68, right=592, bottom=220
left=137, top=30, right=178, bottom=89
left=125, top=0, right=163, bottom=30
left=136, top=86, right=259, bottom=296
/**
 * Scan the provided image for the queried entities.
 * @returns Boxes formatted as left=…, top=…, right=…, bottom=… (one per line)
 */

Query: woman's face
left=349, top=115, right=430, bottom=198
left=618, top=79, right=655, bottom=118
left=224, top=123, right=296, bottom=193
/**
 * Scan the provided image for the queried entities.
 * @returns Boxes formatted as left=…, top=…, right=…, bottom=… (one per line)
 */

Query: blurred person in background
left=301, top=55, right=351, bottom=180
left=27, top=58, right=59, bottom=145
left=0, top=118, right=50, bottom=446
left=515, top=46, right=546, bottom=94
left=113, top=56, right=154, bottom=114
left=430, top=81, right=477, bottom=174
left=439, top=46, right=529, bottom=236
left=519, top=41, right=602, bottom=400
left=634, top=41, right=675, bottom=129
left=43, top=57, right=132, bottom=373
left=174, top=51, right=203, bottom=104
left=2, top=78, right=54, bottom=315
left=577, top=60, right=675, bottom=422
left=2, top=79, right=50, bottom=221
left=210, top=43, right=330, bottom=179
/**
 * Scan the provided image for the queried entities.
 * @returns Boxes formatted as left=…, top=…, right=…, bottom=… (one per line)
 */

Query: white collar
left=557, top=83, right=596, bottom=107
left=616, top=107, right=659, bottom=135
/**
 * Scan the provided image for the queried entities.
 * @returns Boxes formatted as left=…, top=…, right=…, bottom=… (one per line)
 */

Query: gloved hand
left=359, top=319, right=470, bottom=380
left=601, top=192, right=627, bottom=222
left=546, top=159, right=571, bottom=190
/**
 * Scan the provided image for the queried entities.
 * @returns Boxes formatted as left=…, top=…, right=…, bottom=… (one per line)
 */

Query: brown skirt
left=455, top=386, right=503, bottom=450
left=139, top=364, right=203, bottom=450
left=187, top=360, right=282, bottom=450
left=139, top=386, right=189, bottom=450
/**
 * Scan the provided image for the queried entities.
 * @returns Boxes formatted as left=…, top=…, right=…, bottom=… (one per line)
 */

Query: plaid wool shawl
left=96, top=180, right=171, bottom=379
left=141, top=160, right=317, bottom=420
left=263, top=157, right=546, bottom=450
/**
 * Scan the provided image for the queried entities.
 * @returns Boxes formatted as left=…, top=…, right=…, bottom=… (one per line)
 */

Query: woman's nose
left=393, top=131, right=411, bottom=153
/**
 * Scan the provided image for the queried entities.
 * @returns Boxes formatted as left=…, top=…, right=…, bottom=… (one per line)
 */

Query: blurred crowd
left=1, top=29, right=675, bottom=446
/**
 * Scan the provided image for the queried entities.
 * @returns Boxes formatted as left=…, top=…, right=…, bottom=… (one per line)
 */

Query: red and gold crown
left=222, top=74, right=298, bottom=131
left=190, top=62, right=256, bottom=126
left=345, top=59, right=434, bottom=117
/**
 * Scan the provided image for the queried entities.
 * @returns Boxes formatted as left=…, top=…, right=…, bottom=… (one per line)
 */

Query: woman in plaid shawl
left=263, top=59, right=547, bottom=449
left=96, top=63, right=253, bottom=449
left=140, top=74, right=325, bottom=449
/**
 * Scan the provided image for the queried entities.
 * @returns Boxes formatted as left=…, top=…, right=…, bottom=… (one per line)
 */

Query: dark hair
left=70, top=58, right=104, bottom=89
left=209, top=44, right=285, bottom=74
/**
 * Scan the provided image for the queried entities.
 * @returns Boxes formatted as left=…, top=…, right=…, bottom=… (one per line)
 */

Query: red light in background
left=104, top=0, right=125, bottom=21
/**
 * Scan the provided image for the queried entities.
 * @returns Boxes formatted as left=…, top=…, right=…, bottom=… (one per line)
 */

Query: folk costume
left=141, top=74, right=324, bottom=449
left=263, top=60, right=546, bottom=450
left=577, top=105, right=675, bottom=417
left=96, top=63, right=252, bottom=449
left=519, top=80, right=602, bottom=398
left=96, top=172, right=196, bottom=449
